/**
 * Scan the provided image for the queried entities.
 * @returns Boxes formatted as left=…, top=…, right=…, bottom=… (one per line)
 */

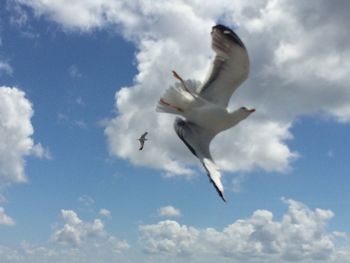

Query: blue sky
left=1, top=1, right=350, bottom=262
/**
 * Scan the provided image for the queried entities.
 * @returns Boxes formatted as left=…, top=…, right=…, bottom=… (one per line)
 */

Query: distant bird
left=137, top=132, right=148, bottom=150
left=156, top=24, right=255, bottom=202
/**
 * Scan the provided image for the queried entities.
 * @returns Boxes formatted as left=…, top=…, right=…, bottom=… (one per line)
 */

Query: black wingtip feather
left=212, top=24, right=245, bottom=49
left=202, top=163, right=226, bottom=203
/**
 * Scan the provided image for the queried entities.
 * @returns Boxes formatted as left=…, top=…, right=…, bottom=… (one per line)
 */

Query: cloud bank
left=0, top=209, right=129, bottom=263
left=139, top=198, right=350, bottom=263
left=0, top=198, right=350, bottom=263
left=13, top=0, right=350, bottom=176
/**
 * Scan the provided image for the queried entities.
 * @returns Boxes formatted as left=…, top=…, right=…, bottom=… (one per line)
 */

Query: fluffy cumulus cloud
left=0, top=86, right=49, bottom=189
left=139, top=199, right=350, bottom=263
left=13, top=1, right=350, bottom=176
left=51, top=209, right=129, bottom=252
left=158, top=205, right=182, bottom=218
left=0, top=210, right=129, bottom=263
left=51, top=209, right=102, bottom=246
left=0, top=206, right=15, bottom=226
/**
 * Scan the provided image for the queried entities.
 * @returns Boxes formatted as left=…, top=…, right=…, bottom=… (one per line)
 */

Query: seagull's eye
left=241, top=107, right=247, bottom=110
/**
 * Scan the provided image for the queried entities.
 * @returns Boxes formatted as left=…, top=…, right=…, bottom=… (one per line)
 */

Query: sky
left=1, top=0, right=350, bottom=262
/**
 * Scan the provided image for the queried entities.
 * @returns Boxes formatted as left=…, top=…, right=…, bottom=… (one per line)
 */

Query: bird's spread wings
left=138, top=132, right=148, bottom=150
left=198, top=25, right=250, bottom=107
left=174, top=118, right=225, bottom=201
left=139, top=132, right=148, bottom=140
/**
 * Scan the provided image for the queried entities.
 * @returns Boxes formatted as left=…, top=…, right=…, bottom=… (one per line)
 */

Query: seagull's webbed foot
left=172, top=70, right=194, bottom=97
left=160, top=98, right=184, bottom=112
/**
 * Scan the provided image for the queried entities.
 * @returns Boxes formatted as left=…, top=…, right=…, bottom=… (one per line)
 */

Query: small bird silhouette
left=137, top=132, right=148, bottom=150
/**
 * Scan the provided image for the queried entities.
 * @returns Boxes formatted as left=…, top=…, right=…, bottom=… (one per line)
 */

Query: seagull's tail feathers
left=156, top=84, right=195, bottom=114
left=202, top=158, right=226, bottom=202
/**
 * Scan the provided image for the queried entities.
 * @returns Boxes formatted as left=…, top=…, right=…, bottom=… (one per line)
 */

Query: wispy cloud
left=68, top=65, right=82, bottom=78
left=0, top=207, right=15, bottom=226
left=78, top=195, right=95, bottom=208
left=0, top=61, right=14, bottom=76
left=99, top=208, right=112, bottom=218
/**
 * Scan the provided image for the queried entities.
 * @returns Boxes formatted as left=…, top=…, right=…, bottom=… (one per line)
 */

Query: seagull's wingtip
left=221, top=195, right=227, bottom=203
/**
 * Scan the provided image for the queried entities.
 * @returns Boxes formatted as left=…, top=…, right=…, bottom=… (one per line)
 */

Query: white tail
left=156, top=85, right=194, bottom=114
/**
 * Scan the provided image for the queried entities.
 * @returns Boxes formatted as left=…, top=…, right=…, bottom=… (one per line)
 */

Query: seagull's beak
left=247, top=108, right=256, bottom=113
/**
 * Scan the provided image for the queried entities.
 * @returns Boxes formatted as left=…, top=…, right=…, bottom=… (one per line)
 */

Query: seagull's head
left=239, top=107, right=255, bottom=114
left=238, top=106, right=256, bottom=118
left=228, top=107, right=256, bottom=127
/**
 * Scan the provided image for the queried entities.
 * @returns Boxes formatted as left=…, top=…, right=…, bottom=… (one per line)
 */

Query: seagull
left=156, top=24, right=255, bottom=202
left=137, top=132, right=148, bottom=151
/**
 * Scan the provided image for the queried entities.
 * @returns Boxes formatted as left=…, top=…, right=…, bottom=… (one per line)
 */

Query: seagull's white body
left=157, top=25, right=255, bottom=202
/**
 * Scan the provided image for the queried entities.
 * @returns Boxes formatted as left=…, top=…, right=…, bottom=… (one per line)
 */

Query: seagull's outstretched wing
left=174, top=118, right=226, bottom=202
left=139, top=140, right=145, bottom=151
left=198, top=24, right=250, bottom=107
left=140, top=132, right=148, bottom=140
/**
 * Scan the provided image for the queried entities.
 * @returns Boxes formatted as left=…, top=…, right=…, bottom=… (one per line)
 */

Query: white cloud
left=0, top=241, right=56, bottom=263
left=0, top=206, right=15, bottom=226
left=0, top=86, right=48, bottom=189
left=51, top=209, right=103, bottom=246
left=158, top=206, right=181, bottom=218
left=48, top=209, right=129, bottom=260
left=31, top=143, right=51, bottom=159
left=14, top=1, right=350, bottom=182
left=99, top=208, right=111, bottom=218
left=0, top=210, right=129, bottom=263
left=139, top=198, right=350, bottom=262
left=51, top=209, right=128, bottom=252
left=139, top=220, right=199, bottom=256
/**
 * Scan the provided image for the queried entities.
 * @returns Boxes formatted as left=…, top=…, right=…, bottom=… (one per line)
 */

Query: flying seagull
left=156, top=24, right=255, bottom=202
left=137, top=132, right=148, bottom=151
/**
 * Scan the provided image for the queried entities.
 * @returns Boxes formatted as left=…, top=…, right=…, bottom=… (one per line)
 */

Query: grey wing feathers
left=199, top=25, right=249, bottom=107
left=174, top=118, right=225, bottom=201
left=173, top=118, right=214, bottom=159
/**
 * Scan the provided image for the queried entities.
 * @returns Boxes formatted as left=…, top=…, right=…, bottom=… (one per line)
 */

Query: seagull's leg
left=159, top=98, right=184, bottom=112
left=172, top=70, right=194, bottom=97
